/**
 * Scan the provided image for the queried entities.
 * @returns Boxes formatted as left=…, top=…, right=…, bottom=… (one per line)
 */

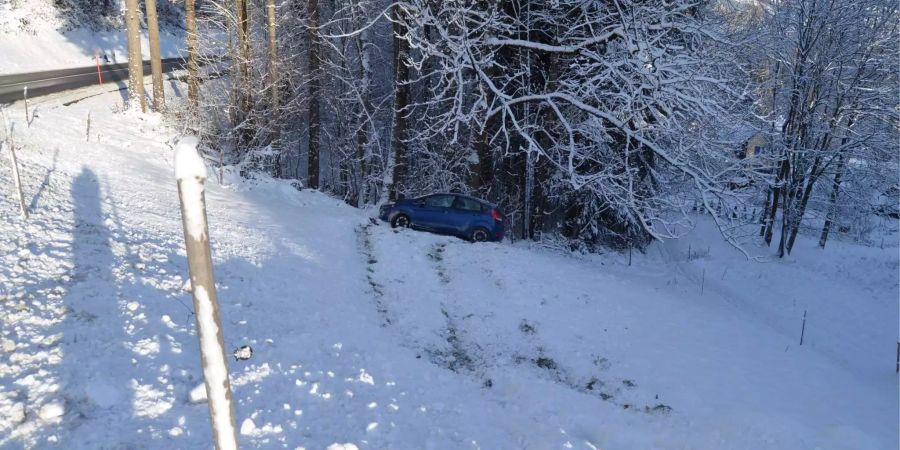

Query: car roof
left=426, top=192, right=494, bottom=207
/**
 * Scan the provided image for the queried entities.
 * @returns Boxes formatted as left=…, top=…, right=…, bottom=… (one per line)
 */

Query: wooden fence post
left=2, top=110, right=27, bottom=219
left=174, top=136, right=239, bottom=450
left=23, top=87, right=29, bottom=126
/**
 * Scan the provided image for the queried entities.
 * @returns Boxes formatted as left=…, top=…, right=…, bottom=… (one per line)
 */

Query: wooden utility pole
left=185, top=0, right=200, bottom=112
left=125, top=0, right=146, bottom=112
left=145, top=0, right=165, bottom=110
left=174, top=137, right=239, bottom=450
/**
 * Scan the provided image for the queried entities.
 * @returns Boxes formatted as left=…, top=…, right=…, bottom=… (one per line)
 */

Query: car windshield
left=453, top=196, right=482, bottom=212
left=424, top=195, right=455, bottom=208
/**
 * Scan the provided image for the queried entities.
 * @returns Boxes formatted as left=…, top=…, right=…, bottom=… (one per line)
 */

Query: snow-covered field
left=0, top=83, right=897, bottom=449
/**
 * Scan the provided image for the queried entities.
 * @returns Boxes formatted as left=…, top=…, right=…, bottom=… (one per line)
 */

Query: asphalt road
left=0, top=57, right=188, bottom=104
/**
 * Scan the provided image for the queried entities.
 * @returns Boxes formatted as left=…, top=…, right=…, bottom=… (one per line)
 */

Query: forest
left=100, top=0, right=900, bottom=254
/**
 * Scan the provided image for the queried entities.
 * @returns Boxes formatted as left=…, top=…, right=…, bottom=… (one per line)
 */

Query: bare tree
left=754, top=0, right=898, bottom=256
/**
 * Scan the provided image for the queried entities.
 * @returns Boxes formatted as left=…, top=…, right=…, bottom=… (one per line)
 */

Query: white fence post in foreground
left=174, top=136, right=239, bottom=450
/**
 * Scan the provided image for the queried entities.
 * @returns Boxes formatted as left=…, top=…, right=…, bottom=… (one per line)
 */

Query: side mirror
left=414, top=200, right=426, bottom=207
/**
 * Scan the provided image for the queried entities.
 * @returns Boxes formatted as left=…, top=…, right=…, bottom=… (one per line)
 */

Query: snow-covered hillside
left=0, top=0, right=185, bottom=74
left=0, top=83, right=897, bottom=449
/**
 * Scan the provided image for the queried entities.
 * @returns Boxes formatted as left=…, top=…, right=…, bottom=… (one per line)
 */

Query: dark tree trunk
left=307, top=0, right=320, bottom=189
left=818, top=151, right=846, bottom=249
left=765, top=158, right=789, bottom=246
left=819, top=119, right=854, bottom=248
left=759, top=187, right=772, bottom=236
left=389, top=5, right=410, bottom=200
left=786, top=157, right=821, bottom=253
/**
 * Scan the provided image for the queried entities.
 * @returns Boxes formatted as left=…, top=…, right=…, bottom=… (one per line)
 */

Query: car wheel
left=470, top=227, right=489, bottom=242
left=391, top=214, right=411, bottom=229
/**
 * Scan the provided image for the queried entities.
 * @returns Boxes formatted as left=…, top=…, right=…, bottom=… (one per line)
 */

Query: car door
left=450, top=195, right=483, bottom=234
left=416, top=194, right=455, bottom=231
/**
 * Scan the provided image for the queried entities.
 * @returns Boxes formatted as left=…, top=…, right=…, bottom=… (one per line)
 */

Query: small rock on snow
left=39, top=401, right=65, bottom=421
left=240, top=417, right=256, bottom=435
left=188, top=384, right=207, bottom=403
left=8, top=402, right=26, bottom=425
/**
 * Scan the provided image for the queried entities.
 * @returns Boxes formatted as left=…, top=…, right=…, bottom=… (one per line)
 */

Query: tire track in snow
left=356, top=222, right=393, bottom=327
left=438, top=243, right=674, bottom=415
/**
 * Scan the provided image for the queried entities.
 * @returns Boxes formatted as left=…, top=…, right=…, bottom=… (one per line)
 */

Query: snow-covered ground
left=0, top=83, right=897, bottom=449
left=0, top=3, right=185, bottom=74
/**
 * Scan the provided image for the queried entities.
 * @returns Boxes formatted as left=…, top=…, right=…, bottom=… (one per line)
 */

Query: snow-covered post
left=3, top=141, right=27, bottom=220
left=23, top=87, right=29, bottom=127
left=174, top=136, right=239, bottom=450
left=2, top=111, right=27, bottom=219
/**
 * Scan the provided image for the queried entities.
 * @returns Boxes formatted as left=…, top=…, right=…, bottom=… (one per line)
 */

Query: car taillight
left=491, top=208, right=503, bottom=221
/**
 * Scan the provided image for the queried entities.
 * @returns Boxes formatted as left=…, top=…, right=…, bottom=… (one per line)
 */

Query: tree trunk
left=776, top=168, right=797, bottom=258
left=786, top=157, right=821, bottom=253
left=388, top=4, right=409, bottom=200
left=354, top=21, right=374, bottom=207
left=185, top=0, right=200, bottom=112
left=759, top=187, right=772, bottom=236
left=524, top=148, right=534, bottom=239
left=266, top=0, right=278, bottom=113
left=125, top=0, right=145, bottom=112
left=764, top=158, right=788, bottom=245
left=471, top=111, right=495, bottom=195
left=819, top=118, right=854, bottom=248
left=306, top=0, right=320, bottom=189
left=819, top=150, right=847, bottom=248
left=145, top=0, right=164, bottom=110
left=235, top=0, right=251, bottom=120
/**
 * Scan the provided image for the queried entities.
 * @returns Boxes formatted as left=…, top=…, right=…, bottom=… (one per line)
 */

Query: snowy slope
left=0, top=2, right=186, bottom=74
left=0, top=84, right=897, bottom=449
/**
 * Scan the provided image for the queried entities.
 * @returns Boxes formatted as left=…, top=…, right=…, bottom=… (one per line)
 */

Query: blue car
left=378, top=193, right=505, bottom=242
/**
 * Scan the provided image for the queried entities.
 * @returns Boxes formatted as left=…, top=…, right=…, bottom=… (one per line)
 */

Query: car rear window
left=453, top=196, right=482, bottom=212
left=425, top=195, right=455, bottom=208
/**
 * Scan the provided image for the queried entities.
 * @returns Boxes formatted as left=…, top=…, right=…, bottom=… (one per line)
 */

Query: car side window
left=453, top=196, right=482, bottom=212
left=425, top=195, right=455, bottom=208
